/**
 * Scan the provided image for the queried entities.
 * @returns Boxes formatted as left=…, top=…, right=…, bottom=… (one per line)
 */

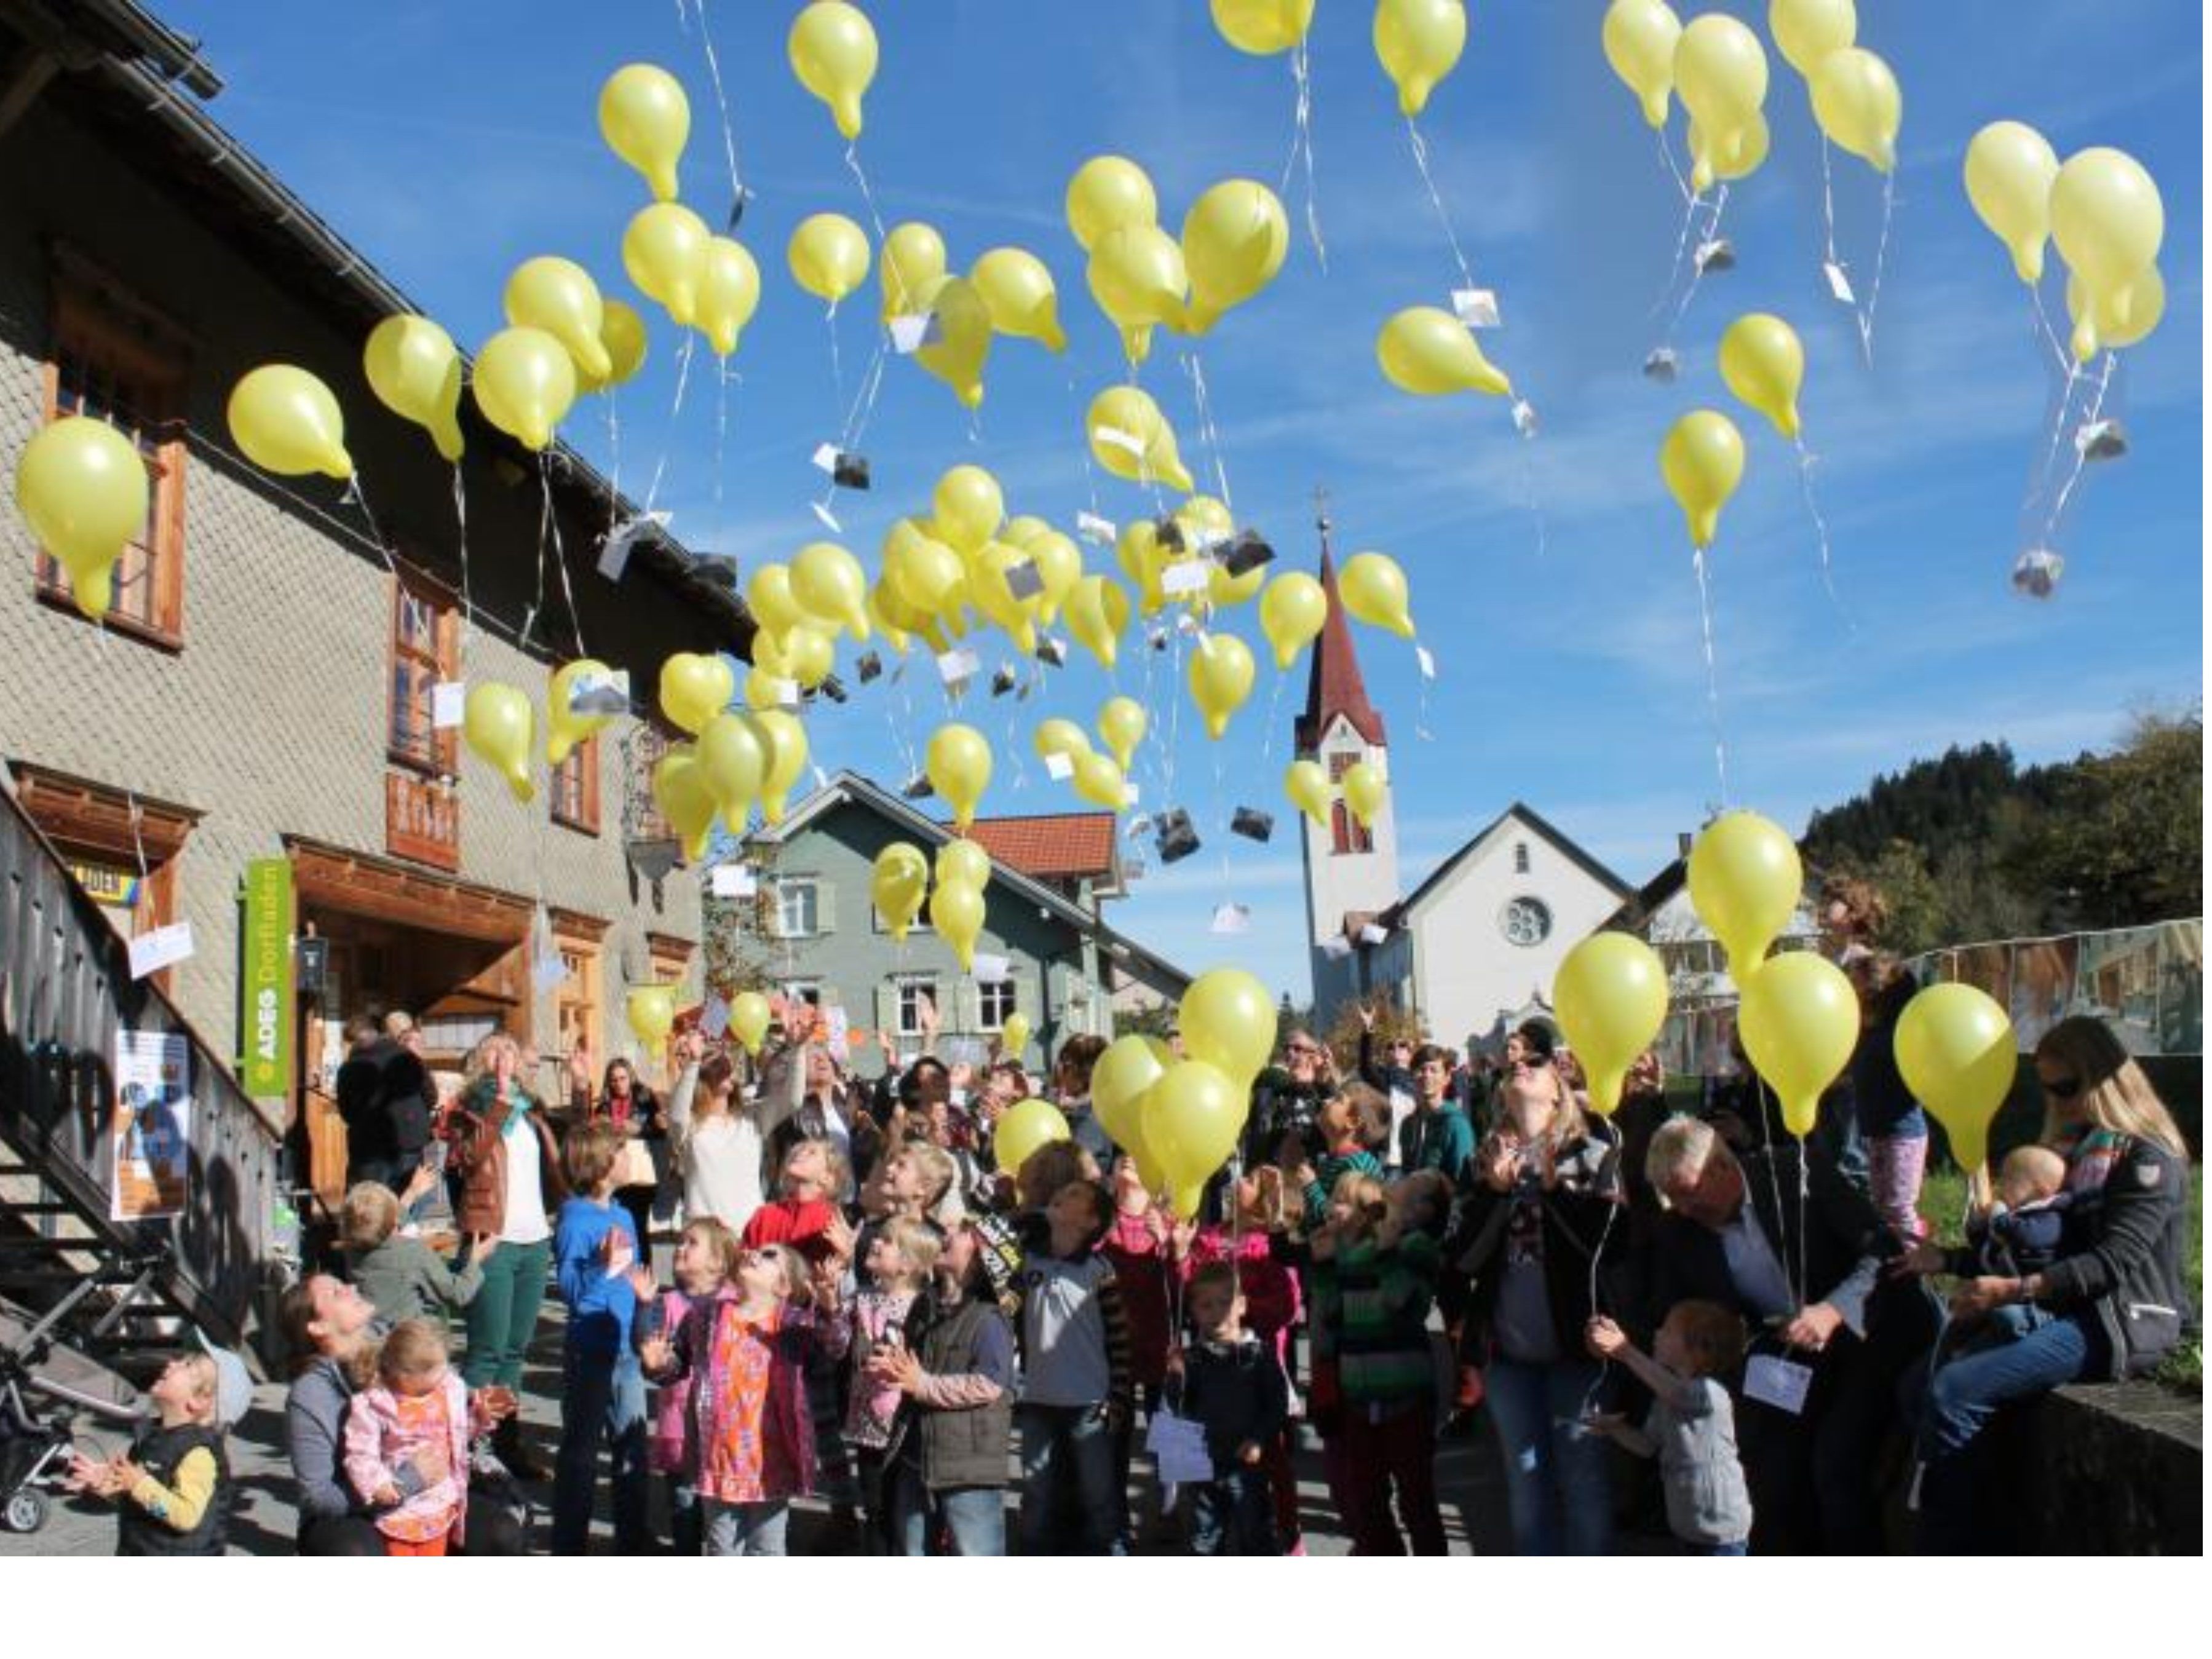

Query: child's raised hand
left=625, top=1262, right=659, bottom=1302
left=1584, top=1316, right=1627, bottom=1361
left=640, top=1336, right=675, bottom=1374
left=871, top=1344, right=922, bottom=1394
left=822, top=1211, right=857, bottom=1262
left=1237, top=1439, right=1264, bottom=1467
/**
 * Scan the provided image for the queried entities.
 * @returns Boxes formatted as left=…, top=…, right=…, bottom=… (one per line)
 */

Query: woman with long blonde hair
left=1908, top=1015, right=2194, bottom=1551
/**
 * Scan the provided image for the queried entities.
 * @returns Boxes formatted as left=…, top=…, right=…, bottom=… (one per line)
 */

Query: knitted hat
left=967, top=1210, right=1026, bottom=1315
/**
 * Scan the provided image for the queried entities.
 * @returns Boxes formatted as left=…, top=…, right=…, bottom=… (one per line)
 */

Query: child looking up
left=1585, top=1304, right=1754, bottom=1556
left=742, top=1138, right=856, bottom=1266
left=628, top=1216, right=740, bottom=1556
left=550, top=1119, right=650, bottom=1555
left=66, top=1352, right=234, bottom=1555
left=1291, top=1086, right=1391, bottom=1230
left=1015, top=1179, right=1133, bottom=1556
left=1166, top=1261, right=1289, bottom=1555
left=339, top=1319, right=483, bottom=1556
left=842, top=1217, right=941, bottom=1548
left=342, top=1180, right=489, bottom=1326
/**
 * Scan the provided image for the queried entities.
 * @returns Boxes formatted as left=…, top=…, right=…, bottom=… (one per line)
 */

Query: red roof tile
left=1296, top=545, right=1387, bottom=753
left=964, top=812, right=1119, bottom=881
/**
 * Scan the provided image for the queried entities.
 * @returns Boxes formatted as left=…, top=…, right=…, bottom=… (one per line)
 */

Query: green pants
left=461, top=1236, right=550, bottom=1391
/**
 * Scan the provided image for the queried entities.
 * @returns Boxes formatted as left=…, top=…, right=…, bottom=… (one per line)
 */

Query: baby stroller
left=1, top=1297, right=153, bottom=1535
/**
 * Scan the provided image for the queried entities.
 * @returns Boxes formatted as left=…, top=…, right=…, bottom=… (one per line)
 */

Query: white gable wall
left=1407, top=811, right=1625, bottom=1049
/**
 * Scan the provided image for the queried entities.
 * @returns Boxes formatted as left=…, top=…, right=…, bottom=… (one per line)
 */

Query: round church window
left=1500, top=895, right=1552, bottom=946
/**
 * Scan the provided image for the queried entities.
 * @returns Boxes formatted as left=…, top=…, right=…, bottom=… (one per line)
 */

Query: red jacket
left=1101, top=1211, right=1176, bottom=1391
left=740, top=1197, right=839, bottom=1264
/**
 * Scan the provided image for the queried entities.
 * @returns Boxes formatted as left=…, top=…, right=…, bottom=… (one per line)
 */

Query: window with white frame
left=896, top=978, right=938, bottom=1037
left=776, top=877, right=820, bottom=938
left=978, top=978, right=1017, bottom=1030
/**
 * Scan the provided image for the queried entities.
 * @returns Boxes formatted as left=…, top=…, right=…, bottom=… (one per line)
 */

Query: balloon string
left=543, top=455, right=586, bottom=659
left=1818, top=134, right=1840, bottom=269
left=1661, top=186, right=1729, bottom=346
left=1655, top=121, right=1694, bottom=208
left=842, top=141, right=887, bottom=242
left=1178, top=350, right=1235, bottom=513
left=1689, top=545, right=1729, bottom=808
left=1649, top=183, right=1705, bottom=323
left=818, top=342, right=886, bottom=523
left=603, top=390, right=624, bottom=510
left=1411, top=638, right=1435, bottom=743
left=2026, top=282, right=2075, bottom=379
left=450, top=461, right=475, bottom=646
left=1791, top=435, right=1849, bottom=627
left=688, top=0, right=747, bottom=212
left=1258, top=671, right=1288, bottom=769
left=1066, top=362, right=1106, bottom=524
left=824, top=300, right=846, bottom=426
left=1852, top=172, right=1897, bottom=368
left=641, top=329, right=699, bottom=519
left=520, top=451, right=554, bottom=650
left=2041, top=352, right=2117, bottom=544
left=1277, top=40, right=1326, bottom=270
left=339, top=470, right=400, bottom=579
left=712, top=358, right=732, bottom=548
left=1405, top=116, right=1477, bottom=298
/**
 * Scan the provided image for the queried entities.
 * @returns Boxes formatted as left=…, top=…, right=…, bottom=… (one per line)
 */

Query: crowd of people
left=65, top=953, right=2195, bottom=1558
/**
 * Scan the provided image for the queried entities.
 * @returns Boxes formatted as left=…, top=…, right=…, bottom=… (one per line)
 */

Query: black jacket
left=1447, top=1127, right=1626, bottom=1364
left=116, top=1422, right=231, bottom=1556
left=335, top=1037, right=435, bottom=1166
left=2039, top=1136, right=2196, bottom=1379
left=1170, top=1335, right=1289, bottom=1474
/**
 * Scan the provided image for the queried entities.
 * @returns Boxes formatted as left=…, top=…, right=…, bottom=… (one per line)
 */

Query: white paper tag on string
left=972, top=952, right=1012, bottom=985
left=811, top=441, right=841, bottom=475
left=1121, top=782, right=1140, bottom=807
left=598, top=510, right=672, bottom=580
left=1043, top=751, right=1074, bottom=782
left=766, top=677, right=800, bottom=708
left=1694, top=237, right=1735, bottom=274
left=888, top=313, right=941, bottom=354
left=935, top=648, right=979, bottom=686
left=1003, top=559, right=1045, bottom=601
left=1161, top=560, right=1211, bottom=597
left=710, top=864, right=758, bottom=898
left=700, top=994, right=731, bottom=1040
left=826, top=1005, right=850, bottom=1061
left=127, top=922, right=194, bottom=980
left=1210, top=901, right=1250, bottom=935
left=1076, top=511, right=1118, bottom=547
left=430, top=681, right=467, bottom=730
left=1510, top=400, right=1539, bottom=440
left=1745, top=1354, right=1815, bottom=1416
left=1146, top=1409, right=1216, bottom=1486
left=1174, top=612, right=1203, bottom=638
left=1358, top=923, right=1389, bottom=946
left=809, top=499, right=842, bottom=534
left=1451, top=287, right=1500, bottom=329
left=1822, top=260, right=1856, bottom=304
left=1414, top=644, right=1437, bottom=680
left=1093, top=425, right=1147, bottom=457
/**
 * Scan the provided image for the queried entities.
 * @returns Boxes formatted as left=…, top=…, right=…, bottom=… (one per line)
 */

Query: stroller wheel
left=4, top=1488, right=48, bottom=1533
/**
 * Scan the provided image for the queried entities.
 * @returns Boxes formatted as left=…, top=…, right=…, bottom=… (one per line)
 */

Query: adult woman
left=570, top=1047, right=665, bottom=1257
left=667, top=1027, right=803, bottom=1233
left=1906, top=1016, right=2194, bottom=1552
left=279, top=1274, right=523, bottom=1555
left=1446, top=1059, right=1625, bottom=1556
left=447, top=1032, right=566, bottom=1478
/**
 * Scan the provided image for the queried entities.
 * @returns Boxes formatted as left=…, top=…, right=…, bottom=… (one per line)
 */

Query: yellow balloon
left=1171, top=494, right=1235, bottom=564
left=746, top=563, right=807, bottom=635
left=697, top=238, right=762, bottom=358
left=659, top=651, right=734, bottom=735
left=789, top=212, right=871, bottom=305
left=750, top=708, right=808, bottom=824
left=1093, top=1033, right=1173, bottom=1149
left=651, top=743, right=718, bottom=861
left=228, top=365, right=352, bottom=479
left=997, top=1098, right=1073, bottom=1175
left=1209, top=553, right=1265, bottom=610
left=622, top=202, right=711, bottom=327
left=627, top=983, right=677, bottom=1047
left=788, top=0, right=878, bottom=142
left=936, top=837, right=992, bottom=892
left=1086, top=386, right=1194, bottom=493
left=1552, top=932, right=1670, bottom=1118
left=1718, top=312, right=1805, bottom=440
left=872, top=842, right=929, bottom=940
left=971, top=247, right=1067, bottom=351
left=13, top=416, right=148, bottom=621
left=1964, top=121, right=2060, bottom=287
left=1211, top=0, right=1315, bottom=55
left=1374, top=0, right=1467, bottom=119
left=793, top=540, right=871, bottom=640
left=779, top=624, right=836, bottom=690
left=926, top=723, right=993, bottom=830
left=1181, top=178, right=1289, bottom=333
left=590, top=299, right=651, bottom=392
left=744, top=664, right=796, bottom=712
left=2050, top=148, right=2164, bottom=361
left=598, top=63, right=689, bottom=202
left=729, top=991, right=773, bottom=1056
left=1120, top=518, right=1168, bottom=616
left=1737, top=952, right=1858, bottom=1139
left=1895, top=984, right=2018, bottom=1176
left=1141, top=1060, right=1246, bottom=1193
left=1690, top=109, right=1770, bottom=184
left=1072, top=750, right=1127, bottom=810
left=1033, top=718, right=1093, bottom=764
left=1686, top=810, right=1802, bottom=987
left=1659, top=409, right=1745, bottom=549
left=1767, top=0, right=1855, bottom=80
left=910, top=274, right=994, bottom=410
left=934, top=465, right=1005, bottom=556
left=868, top=581, right=915, bottom=654
left=1808, top=46, right=1900, bottom=174
left=1187, top=632, right=1255, bottom=741
left=1258, top=571, right=1328, bottom=669
left=504, top=257, right=611, bottom=384
left=1673, top=14, right=1769, bottom=187
left=1065, top=574, right=1132, bottom=670
left=2066, top=263, right=2164, bottom=353
left=1001, top=1010, right=1033, bottom=1057
left=1025, top=529, right=1082, bottom=624
left=1087, top=223, right=1187, bottom=339
left=1376, top=306, right=1512, bottom=397
left=1603, top=0, right=1684, bottom=129
left=1178, top=968, right=1275, bottom=1091
left=700, top=711, right=767, bottom=830
left=969, top=541, right=1043, bottom=654
left=1284, top=758, right=1333, bottom=829
left=1342, top=759, right=1386, bottom=828
left=363, top=315, right=464, bottom=462
left=1097, top=695, right=1148, bottom=771
left=882, top=221, right=948, bottom=320
left=1066, top=156, right=1159, bottom=254
left=1338, top=550, right=1414, bottom=639
left=463, top=682, right=536, bottom=803
left=929, top=878, right=987, bottom=972
left=885, top=520, right=966, bottom=616
left=547, top=658, right=619, bottom=766
left=472, top=327, right=577, bottom=452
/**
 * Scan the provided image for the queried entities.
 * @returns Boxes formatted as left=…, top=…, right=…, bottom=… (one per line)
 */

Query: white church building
left=1297, top=526, right=1635, bottom=1051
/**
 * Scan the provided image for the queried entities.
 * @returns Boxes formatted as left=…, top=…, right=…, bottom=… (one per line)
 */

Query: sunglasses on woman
left=2042, top=1074, right=2083, bottom=1100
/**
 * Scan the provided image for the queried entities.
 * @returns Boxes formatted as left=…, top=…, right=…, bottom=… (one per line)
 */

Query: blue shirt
left=553, top=1196, right=639, bottom=1353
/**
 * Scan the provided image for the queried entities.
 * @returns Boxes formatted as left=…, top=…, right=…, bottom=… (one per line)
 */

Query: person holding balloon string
left=665, top=1026, right=804, bottom=1235
left=1897, top=1016, right=2193, bottom=1554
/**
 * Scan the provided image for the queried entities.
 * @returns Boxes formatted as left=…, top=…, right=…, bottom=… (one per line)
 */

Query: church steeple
left=1296, top=493, right=1387, bottom=756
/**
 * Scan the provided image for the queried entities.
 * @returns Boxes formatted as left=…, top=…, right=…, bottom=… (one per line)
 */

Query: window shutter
left=874, top=981, right=897, bottom=1035
left=816, top=880, right=836, bottom=935
left=436, top=606, right=461, bottom=774
left=763, top=883, right=785, bottom=940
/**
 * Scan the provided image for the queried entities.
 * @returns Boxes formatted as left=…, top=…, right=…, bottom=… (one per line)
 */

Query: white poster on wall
left=111, top=1030, right=191, bottom=1221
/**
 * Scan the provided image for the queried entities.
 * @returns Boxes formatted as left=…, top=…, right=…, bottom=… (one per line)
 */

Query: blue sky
left=158, top=0, right=2202, bottom=1000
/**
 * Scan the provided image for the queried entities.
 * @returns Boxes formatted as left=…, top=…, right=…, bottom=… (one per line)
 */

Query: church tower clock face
left=1499, top=895, right=1552, bottom=946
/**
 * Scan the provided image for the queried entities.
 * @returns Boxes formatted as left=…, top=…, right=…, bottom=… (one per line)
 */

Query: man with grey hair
left=1644, top=1112, right=1935, bottom=1553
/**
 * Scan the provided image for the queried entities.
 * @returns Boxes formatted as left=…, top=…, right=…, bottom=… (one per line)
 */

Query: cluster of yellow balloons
left=1033, top=699, right=1146, bottom=812
left=878, top=833, right=993, bottom=972
left=868, top=464, right=1087, bottom=658
left=1068, top=156, right=1290, bottom=363
left=1092, top=968, right=1277, bottom=1214
left=872, top=221, right=1067, bottom=411
left=1283, top=754, right=1384, bottom=831
left=1964, top=125, right=2166, bottom=362
left=645, top=651, right=809, bottom=858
